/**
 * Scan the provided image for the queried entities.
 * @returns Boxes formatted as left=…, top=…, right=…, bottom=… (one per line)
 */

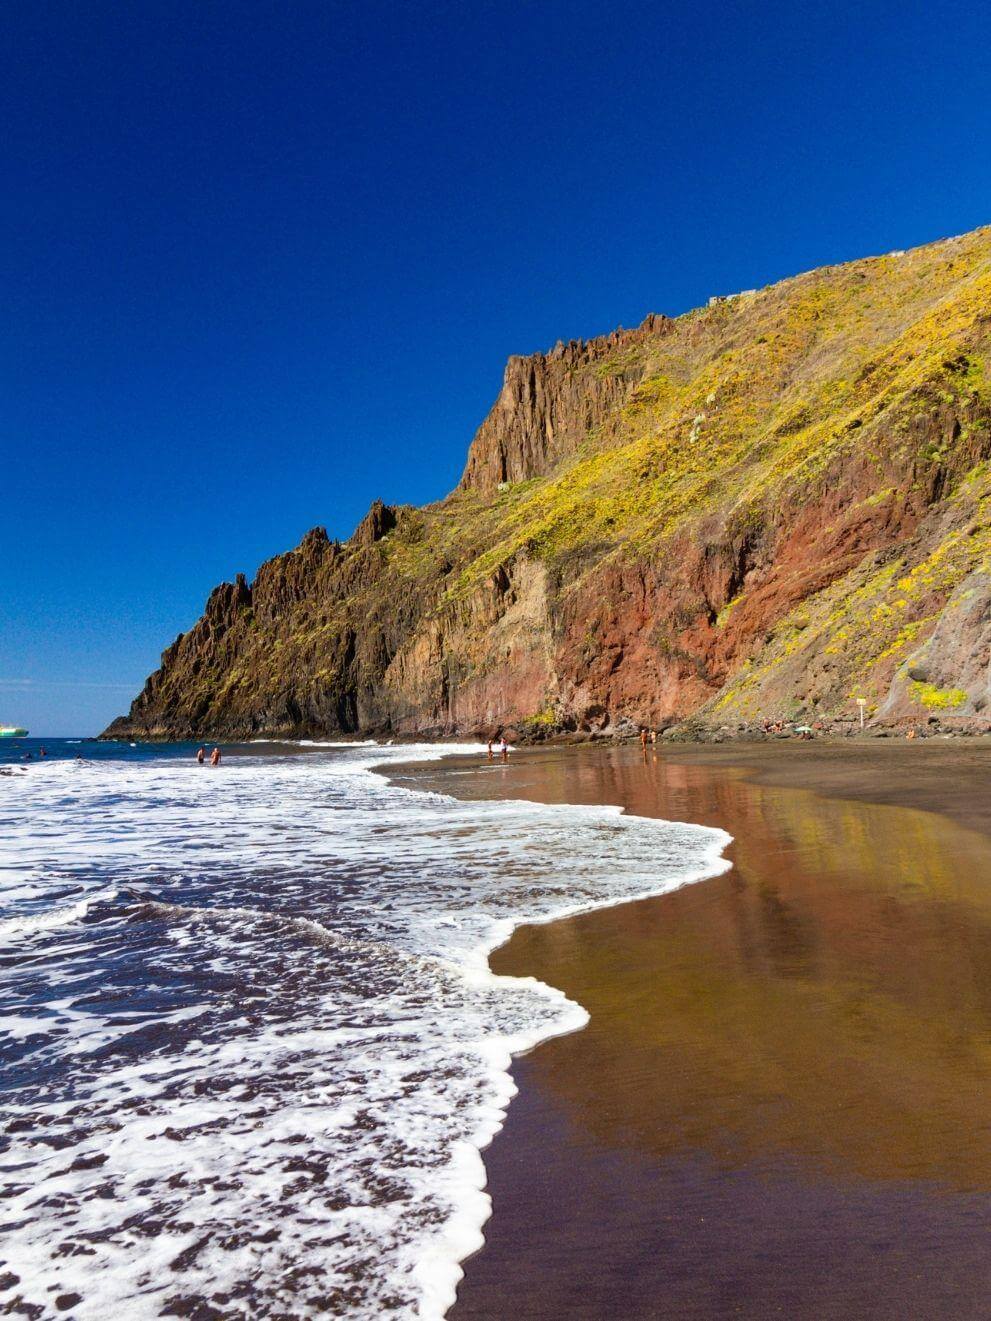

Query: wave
left=131, top=894, right=409, bottom=963
left=0, top=739, right=731, bottom=1318
left=0, top=886, right=118, bottom=941
left=298, top=738, right=379, bottom=747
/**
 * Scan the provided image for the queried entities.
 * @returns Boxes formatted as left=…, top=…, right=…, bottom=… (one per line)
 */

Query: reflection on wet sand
left=440, top=746, right=991, bottom=1319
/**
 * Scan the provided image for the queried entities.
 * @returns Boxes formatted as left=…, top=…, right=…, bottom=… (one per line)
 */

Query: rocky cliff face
left=458, top=317, right=669, bottom=493
left=106, top=226, right=991, bottom=740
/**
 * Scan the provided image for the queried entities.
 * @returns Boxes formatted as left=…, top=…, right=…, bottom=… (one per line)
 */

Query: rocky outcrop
left=880, top=569, right=991, bottom=719
left=105, top=225, right=991, bottom=741
left=458, top=317, right=670, bottom=493
left=353, top=499, right=400, bottom=546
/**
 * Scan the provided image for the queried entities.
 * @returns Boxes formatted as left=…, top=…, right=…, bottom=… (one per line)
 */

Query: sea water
left=0, top=740, right=731, bottom=1318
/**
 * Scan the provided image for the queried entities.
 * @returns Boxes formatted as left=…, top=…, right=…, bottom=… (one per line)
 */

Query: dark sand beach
left=391, top=741, right=991, bottom=1319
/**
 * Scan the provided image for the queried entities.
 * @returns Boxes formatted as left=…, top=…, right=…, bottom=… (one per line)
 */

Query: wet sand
left=390, top=742, right=991, bottom=1319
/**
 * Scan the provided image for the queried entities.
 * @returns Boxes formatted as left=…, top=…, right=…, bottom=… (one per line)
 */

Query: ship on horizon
left=0, top=726, right=28, bottom=738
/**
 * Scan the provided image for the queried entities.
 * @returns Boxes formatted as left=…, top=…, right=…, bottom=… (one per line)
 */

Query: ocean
left=1, top=739, right=730, bottom=1318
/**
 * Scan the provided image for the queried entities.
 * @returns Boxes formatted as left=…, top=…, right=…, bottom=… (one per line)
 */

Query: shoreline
left=389, top=734, right=991, bottom=850
left=385, top=740, right=991, bottom=1319
left=371, top=743, right=734, bottom=1317
left=18, top=737, right=991, bottom=1313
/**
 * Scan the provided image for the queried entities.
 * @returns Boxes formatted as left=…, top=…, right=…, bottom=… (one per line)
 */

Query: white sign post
left=856, top=697, right=867, bottom=731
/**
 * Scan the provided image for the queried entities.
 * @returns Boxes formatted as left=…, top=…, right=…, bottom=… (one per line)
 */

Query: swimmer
left=196, top=746, right=206, bottom=765
left=210, top=747, right=221, bottom=766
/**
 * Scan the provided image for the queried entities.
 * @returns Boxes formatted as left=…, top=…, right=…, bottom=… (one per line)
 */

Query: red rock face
left=104, top=228, right=991, bottom=741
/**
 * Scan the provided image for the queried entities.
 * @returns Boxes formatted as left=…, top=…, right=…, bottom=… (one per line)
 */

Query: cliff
left=105, top=225, right=991, bottom=740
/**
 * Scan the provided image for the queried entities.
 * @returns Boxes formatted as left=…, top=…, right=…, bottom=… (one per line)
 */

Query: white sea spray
left=0, top=743, right=730, bottom=1318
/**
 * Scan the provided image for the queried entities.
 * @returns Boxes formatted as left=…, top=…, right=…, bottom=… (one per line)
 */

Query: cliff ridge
left=105, top=226, right=991, bottom=740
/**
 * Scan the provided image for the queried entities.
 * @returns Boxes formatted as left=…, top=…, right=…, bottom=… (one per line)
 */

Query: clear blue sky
left=4, top=0, right=991, bottom=735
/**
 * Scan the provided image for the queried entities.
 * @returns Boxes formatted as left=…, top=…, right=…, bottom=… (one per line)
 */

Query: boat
left=0, top=726, right=28, bottom=738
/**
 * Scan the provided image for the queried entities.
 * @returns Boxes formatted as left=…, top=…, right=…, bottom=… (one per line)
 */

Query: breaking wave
left=0, top=742, right=730, bottom=1318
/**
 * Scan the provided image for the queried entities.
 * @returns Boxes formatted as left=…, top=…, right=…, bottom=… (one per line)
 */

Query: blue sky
left=4, top=0, right=991, bottom=735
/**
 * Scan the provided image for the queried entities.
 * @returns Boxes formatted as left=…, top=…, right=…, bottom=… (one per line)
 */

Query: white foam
left=0, top=741, right=731, bottom=1318
left=0, top=886, right=118, bottom=939
left=298, top=738, right=379, bottom=747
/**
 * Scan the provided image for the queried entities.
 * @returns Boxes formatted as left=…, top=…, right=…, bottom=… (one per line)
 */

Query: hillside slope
left=106, top=226, right=991, bottom=740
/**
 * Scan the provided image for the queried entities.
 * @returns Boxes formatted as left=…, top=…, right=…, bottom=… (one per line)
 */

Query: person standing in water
left=487, top=740, right=493, bottom=761
left=210, top=747, right=221, bottom=766
left=499, top=737, right=508, bottom=762
left=196, top=747, right=206, bottom=765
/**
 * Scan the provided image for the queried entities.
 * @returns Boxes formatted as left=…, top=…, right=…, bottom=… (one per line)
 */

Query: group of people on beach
left=196, top=746, right=222, bottom=766
left=487, top=737, right=509, bottom=762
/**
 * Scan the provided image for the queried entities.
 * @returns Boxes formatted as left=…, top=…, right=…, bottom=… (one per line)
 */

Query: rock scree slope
left=106, top=226, right=991, bottom=740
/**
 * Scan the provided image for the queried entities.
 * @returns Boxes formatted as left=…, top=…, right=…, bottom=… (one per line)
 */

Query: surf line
left=364, top=743, right=733, bottom=1318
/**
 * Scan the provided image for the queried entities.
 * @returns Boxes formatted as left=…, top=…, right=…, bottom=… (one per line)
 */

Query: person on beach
left=210, top=747, right=221, bottom=766
left=196, top=747, right=206, bottom=764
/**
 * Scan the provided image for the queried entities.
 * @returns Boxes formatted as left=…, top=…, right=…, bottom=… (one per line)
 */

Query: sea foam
left=0, top=743, right=730, bottom=1318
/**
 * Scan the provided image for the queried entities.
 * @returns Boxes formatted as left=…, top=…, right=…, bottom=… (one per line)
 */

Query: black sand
left=388, top=741, right=991, bottom=1319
